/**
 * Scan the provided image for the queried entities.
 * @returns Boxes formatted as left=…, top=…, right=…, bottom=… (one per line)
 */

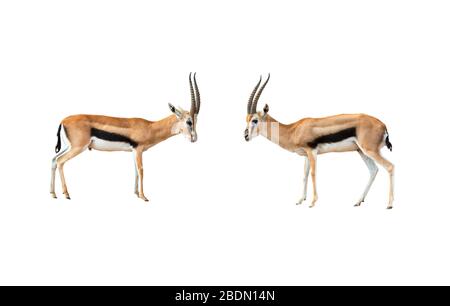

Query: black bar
left=0, top=285, right=435, bottom=305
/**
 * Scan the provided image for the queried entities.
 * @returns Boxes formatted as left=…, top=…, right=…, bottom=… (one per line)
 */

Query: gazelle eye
left=186, top=120, right=192, bottom=126
left=252, top=119, right=258, bottom=125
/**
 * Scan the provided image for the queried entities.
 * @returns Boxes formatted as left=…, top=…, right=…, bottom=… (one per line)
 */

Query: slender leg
left=364, top=150, right=395, bottom=209
left=50, top=157, right=58, bottom=198
left=134, top=149, right=149, bottom=202
left=50, top=146, right=69, bottom=198
left=133, top=151, right=139, bottom=197
left=56, top=147, right=85, bottom=199
left=355, top=150, right=378, bottom=206
left=305, top=149, right=318, bottom=208
left=297, top=157, right=310, bottom=205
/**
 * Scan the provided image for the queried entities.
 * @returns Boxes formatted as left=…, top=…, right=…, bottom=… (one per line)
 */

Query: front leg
left=134, top=149, right=149, bottom=202
left=133, top=158, right=139, bottom=197
left=296, top=157, right=310, bottom=205
left=305, top=149, right=318, bottom=208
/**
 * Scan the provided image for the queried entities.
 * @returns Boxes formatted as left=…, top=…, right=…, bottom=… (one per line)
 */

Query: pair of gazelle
left=50, top=74, right=395, bottom=209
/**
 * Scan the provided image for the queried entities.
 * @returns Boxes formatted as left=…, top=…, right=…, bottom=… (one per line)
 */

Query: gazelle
left=50, top=73, right=201, bottom=201
left=244, top=75, right=395, bottom=209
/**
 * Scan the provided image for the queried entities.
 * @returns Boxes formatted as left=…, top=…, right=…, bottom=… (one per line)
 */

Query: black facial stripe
left=307, top=127, right=356, bottom=148
left=91, top=128, right=138, bottom=148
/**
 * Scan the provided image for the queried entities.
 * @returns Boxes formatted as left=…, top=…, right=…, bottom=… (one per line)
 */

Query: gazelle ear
left=168, top=103, right=182, bottom=118
left=263, top=104, right=269, bottom=115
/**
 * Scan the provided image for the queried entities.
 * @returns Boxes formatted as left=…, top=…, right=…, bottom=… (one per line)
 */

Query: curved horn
left=251, top=73, right=270, bottom=114
left=193, top=73, right=200, bottom=114
left=247, top=76, right=262, bottom=114
left=189, top=72, right=196, bottom=116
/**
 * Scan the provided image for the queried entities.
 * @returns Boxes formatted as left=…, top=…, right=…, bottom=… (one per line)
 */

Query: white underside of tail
left=58, top=125, right=71, bottom=154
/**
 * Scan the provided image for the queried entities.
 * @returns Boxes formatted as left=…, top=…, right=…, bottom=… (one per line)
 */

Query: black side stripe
left=307, top=127, right=356, bottom=148
left=91, top=128, right=138, bottom=148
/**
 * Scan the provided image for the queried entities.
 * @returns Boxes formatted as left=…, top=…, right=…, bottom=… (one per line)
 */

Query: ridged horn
left=193, top=73, right=200, bottom=114
left=247, top=76, right=262, bottom=114
left=189, top=72, right=196, bottom=117
left=251, top=74, right=270, bottom=114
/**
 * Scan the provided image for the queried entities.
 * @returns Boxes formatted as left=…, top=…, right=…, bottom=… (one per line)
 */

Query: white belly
left=89, top=137, right=133, bottom=152
left=317, top=137, right=358, bottom=154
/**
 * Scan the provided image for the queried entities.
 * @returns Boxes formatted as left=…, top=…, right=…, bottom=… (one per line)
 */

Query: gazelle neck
left=260, top=114, right=294, bottom=151
left=146, top=114, right=179, bottom=146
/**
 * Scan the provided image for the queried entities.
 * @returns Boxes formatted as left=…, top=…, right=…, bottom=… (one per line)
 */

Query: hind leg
left=363, top=150, right=394, bottom=209
left=57, top=147, right=86, bottom=199
left=355, top=150, right=378, bottom=206
left=50, top=147, right=69, bottom=198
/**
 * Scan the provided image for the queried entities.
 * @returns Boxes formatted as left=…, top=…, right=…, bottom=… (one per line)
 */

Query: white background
left=0, top=0, right=449, bottom=285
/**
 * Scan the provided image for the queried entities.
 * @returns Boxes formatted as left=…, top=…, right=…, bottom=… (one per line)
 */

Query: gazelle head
left=169, top=72, right=201, bottom=143
left=244, top=74, right=270, bottom=142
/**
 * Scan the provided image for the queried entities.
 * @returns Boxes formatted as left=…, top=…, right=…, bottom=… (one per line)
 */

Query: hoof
left=139, top=196, right=149, bottom=202
left=354, top=199, right=364, bottom=207
left=64, top=194, right=71, bottom=200
left=387, top=206, right=393, bottom=210
left=51, top=193, right=57, bottom=199
left=296, top=199, right=305, bottom=205
left=309, top=199, right=317, bottom=208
